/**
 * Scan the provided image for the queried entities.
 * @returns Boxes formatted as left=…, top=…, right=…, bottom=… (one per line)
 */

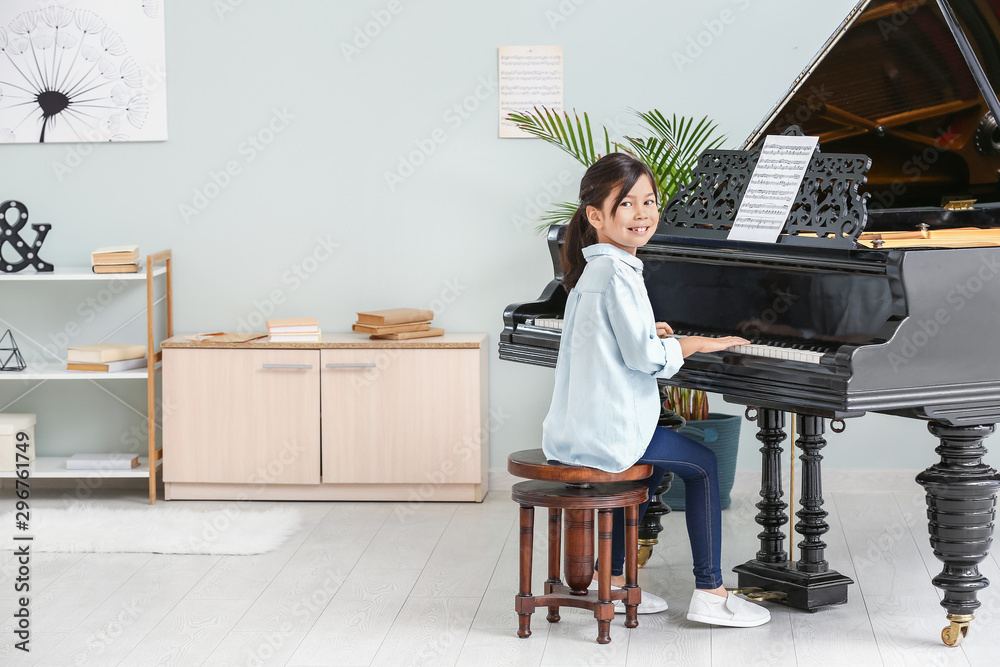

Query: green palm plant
left=508, top=107, right=726, bottom=422
left=507, top=107, right=725, bottom=231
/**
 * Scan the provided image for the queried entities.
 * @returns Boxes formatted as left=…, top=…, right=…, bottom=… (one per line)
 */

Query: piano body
left=500, top=0, right=1000, bottom=645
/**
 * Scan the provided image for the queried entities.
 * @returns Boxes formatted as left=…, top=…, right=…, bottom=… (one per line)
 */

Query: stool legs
left=509, top=480, right=648, bottom=644
left=517, top=504, right=535, bottom=638
left=564, top=509, right=594, bottom=594
left=596, top=508, right=615, bottom=644
left=545, top=509, right=562, bottom=623
left=623, top=504, right=640, bottom=628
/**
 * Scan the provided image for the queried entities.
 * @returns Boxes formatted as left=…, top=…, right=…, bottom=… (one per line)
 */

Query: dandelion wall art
left=0, top=1, right=166, bottom=143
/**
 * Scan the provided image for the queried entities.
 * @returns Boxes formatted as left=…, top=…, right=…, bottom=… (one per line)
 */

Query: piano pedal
left=941, top=613, right=973, bottom=647
left=729, top=587, right=788, bottom=602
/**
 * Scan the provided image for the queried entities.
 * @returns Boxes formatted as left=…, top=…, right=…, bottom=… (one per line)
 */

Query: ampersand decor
left=0, top=201, right=53, bottom=273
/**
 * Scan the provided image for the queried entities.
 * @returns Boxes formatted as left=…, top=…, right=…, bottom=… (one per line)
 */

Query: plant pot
left=657, top=409, right=686, bottom=431
left=661, top=412, right=741, bottom=511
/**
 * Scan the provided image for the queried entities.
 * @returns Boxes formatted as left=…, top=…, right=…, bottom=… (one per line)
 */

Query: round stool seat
left=512, top=480, right=648, bottom=509
left=508, top=449, right=653, bottom=483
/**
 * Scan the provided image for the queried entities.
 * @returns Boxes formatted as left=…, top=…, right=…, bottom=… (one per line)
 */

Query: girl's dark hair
left=560, top=153, right=657, bottom=291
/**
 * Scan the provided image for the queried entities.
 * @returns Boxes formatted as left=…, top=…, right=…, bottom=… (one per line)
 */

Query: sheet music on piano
left=728, top=134, right=819, bottom=243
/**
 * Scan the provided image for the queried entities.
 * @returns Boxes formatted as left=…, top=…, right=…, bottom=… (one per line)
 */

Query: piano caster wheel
left=729, top=587, right=788, bottom=602
left=637, top=541, right=655, bottom=569
left=941, top=614, right=973, bottom=647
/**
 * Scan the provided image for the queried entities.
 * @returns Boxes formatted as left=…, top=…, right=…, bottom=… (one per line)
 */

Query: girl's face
left=586, top=176, right=657, bottom=255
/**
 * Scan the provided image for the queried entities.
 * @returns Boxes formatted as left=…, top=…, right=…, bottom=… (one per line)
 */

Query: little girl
left=542, top=153, right=770, bottom=627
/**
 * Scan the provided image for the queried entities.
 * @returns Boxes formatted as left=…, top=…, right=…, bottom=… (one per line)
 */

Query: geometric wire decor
left=0, top=329, right=26, bottom=371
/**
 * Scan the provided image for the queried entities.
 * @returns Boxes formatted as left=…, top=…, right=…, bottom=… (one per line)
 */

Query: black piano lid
left=744, top=0, right=1000, bottom=220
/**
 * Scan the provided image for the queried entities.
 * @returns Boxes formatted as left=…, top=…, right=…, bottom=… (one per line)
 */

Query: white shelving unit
left=0, top=456, right=152, bottom=479
left=3, top=362, right=161, bottom=380
left=0, top=265, right=166, bottom=281
left=0, top=251, right=173, bottom=503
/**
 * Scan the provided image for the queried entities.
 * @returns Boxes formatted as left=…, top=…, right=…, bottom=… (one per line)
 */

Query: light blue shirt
left=542, top=244, right=684, bottom=473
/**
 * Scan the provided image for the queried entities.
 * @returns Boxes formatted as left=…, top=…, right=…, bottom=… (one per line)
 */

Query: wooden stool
left=508, top=449, right=652, bottom=644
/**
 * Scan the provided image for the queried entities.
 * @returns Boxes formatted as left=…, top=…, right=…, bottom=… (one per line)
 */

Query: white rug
left=0, top=504, right=302, bottom=555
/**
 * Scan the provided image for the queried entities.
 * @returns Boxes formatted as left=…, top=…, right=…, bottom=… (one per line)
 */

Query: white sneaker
left=686, top=589, right=770, bottom=627
left=587, top=580, right=668, bottom=614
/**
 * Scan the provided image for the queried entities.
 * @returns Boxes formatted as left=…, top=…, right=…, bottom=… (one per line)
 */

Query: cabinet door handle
left=262, top=364, right=314, bottom=370
left=325, top=363, right=376, bottom=368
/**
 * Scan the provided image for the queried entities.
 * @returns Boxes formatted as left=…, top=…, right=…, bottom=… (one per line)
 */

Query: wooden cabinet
left=320, top=348, right=484, bottom=485
left=162, top=334, right=488, bottom=501
left=163, top=348, right=320, bottom=486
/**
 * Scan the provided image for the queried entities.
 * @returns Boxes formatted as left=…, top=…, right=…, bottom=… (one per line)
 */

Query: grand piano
left=500, top=0, right=1000, bottom=646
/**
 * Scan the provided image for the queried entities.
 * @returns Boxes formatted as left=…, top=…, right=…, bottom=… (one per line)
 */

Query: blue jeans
left=607, top=426, right=723, bottom=589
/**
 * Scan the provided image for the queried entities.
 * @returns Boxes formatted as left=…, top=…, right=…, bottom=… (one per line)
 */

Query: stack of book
left=92, top=245, right=140, bottom=274
left=66, top=452, right=139, bottom=470
left=352, top=308, right=443, bottom=340
left=267, top=318, right=321, bottom=342
left=66, top=343, right=147, bottom=372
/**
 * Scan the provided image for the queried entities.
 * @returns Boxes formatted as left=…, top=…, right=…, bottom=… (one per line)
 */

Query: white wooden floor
left=0, top=473, right=998, bottom=666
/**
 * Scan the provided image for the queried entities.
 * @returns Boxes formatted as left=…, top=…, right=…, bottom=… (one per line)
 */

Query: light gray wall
left=0, top=0, right=941, bottom=473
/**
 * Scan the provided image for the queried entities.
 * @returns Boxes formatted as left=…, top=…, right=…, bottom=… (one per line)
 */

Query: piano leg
left=739, top=408, right=790, bottom=564
left=796, top=415, right=830, bottom=573
left=733, top=409, right=790, bottom=594
left=734, top=410, right=853, bottom=610
left=637, top=471, right=673, bottom=568
left=917, top=422, right=1000, bottom=647
left=789, top=416, right=852, bottom=604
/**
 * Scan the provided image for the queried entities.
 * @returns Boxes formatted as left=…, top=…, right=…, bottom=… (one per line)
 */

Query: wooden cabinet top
left=162, top=333, right=488, bottom=350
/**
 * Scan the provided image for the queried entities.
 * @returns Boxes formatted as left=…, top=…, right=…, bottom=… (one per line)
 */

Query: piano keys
left=499, top=0, right=1000, bottom=645
left=524, top=319, right=829, bottom=364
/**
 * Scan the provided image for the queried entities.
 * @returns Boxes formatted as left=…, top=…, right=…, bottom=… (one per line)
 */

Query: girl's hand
left=655, top=321, right=674, bottom=338
left=679, top=335, right=750, bottom=357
